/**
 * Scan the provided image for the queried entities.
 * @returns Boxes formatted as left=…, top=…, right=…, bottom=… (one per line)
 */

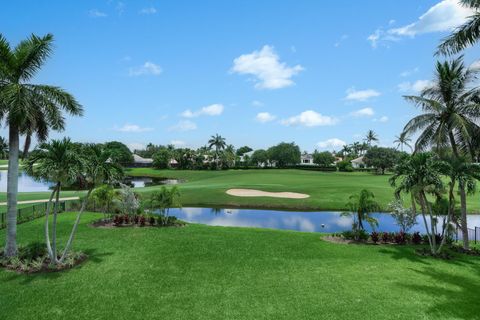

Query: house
left=132, top=154, right=153, bottom=167
left=351, top=156, right=365, bottom=169
left=300, top=153, right=315, bottom=166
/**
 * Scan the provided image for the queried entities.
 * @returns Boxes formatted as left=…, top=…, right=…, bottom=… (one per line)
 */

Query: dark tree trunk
left=4, top=124, right=19, bottom=257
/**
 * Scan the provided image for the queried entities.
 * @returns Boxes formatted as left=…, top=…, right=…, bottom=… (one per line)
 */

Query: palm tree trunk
left=410, top=192, right=417, bottom=214
left=22, top=133, right=31, bottom=160
left=44, top=186, right=58, bottom=259
left=419, top=192, right=435, bottom=254
left=459, top=181, right=469, bottom=250
left=51, top=182, right=61, bottom=264
left=4, top=124, right=19, bottom=257
left=59, top=189, right=93, bottom=262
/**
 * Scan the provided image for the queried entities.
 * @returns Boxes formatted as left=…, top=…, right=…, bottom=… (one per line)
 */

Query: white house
left=351, top=156, right=365, bottom=169
left=132, top=154, right=153, bottom=167
left=300, top=153, right=315, bottom=166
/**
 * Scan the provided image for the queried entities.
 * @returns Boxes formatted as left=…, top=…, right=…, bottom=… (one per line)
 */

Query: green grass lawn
left=2, top=169, right=480, bottom=212
left=127, top=168, right=480, bottom=213
left=1, top=212, right=479, bottom=320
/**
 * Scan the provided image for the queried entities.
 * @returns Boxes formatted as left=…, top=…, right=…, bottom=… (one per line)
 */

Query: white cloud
left=255, top=112, right=276, bottom=123
left=398, top=79, right=434, bottom=93
left=231, top=45, right=304, bottom=89
left=139, top=7, right=157, bottom=14
left=350, top=107, right=375, bottom=117
left=170, top=140, right=186, bottom=147
left=390, top=0, right=473, bottom=37
left=252, top=100, right=264, bottom=107
left=369, top=0, right=474, bottom=47
left=400, top=67, right=419, bottom=77
left=334, top=34, right=348, bottom=47
left=116, top=1, right=125, bottom=16
left=169, top=120, right=197, bottom=132
left=469, top=60, right=480, bottom=70
left=115, top=124, right=153, bottom=133
left=281, top=110, right=337, bottom=127
left=345, top=88, right=380, bottom=102
left=181, top=104, right=224, bottom=118
left=89, top=9, right=107, bottom=17
left=317, top=138, right=346, bottom=149
left=373, top=116, right=389, bottom=123
left=129, top=62, right=162, bottom=76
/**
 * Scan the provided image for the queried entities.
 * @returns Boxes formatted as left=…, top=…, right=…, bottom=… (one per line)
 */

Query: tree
left=0, top=136, right=8, bottom=159
left=390, top=153, right=448, bottom=255
left=236, top=146, right=252, bottom=156
left=388, top=199, right=417, bottom=233
left=267, top=142, right=301, bottom=167
left=208, top=134, right=226, bottom=169
left=365, top=130, right=379, bottom=146
left=313, top=151, right=335, bottom=166
left=340, top=145, right=351, bottom=159
left=393, top=133, right=412, bottom=152
left=115, top=184, right=140, bottom=217
left=149, top=186, right=181, bottom=226
left=104, top=141, right=133, bottom=165
left=251, top=149, right=268, bottom=166
left=25, top=138, right=82, bottom=265
left=152, top=148, right=171, bottom=169
left=0, top=34, right=83, bottom=257
left=344, top=189, right=380, bottom=234
left=363, top=146, right=401, bottom=174
left=402, top=57, right=480, bottom=249
left=437, top=0, right=480, bottom=55
left=92, top=184, right=116, bottom=218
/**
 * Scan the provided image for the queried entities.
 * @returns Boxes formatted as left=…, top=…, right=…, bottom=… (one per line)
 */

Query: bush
left=381, top=232, right=391, bottom=243
left=370, top=232, right=379, bottom=244
left=342, top=230, right=369, bottom=241
left=337, top=160, right=353, bottom=172
left=394, top=232, right=407, bottom=245
left=412, top=232, right=422, bottom=245
left=139, top=215, right=146, bottom=227
left=149, top=216, right=155, bottom=225
left=422, top=234, right=430, bottom=245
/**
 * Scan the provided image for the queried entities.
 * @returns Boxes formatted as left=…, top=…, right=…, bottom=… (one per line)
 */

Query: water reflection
left=123, top=177, right=182, bottom=188
left=167, top=207, right=480, bottom=234
left=0, top=170, right=53, bottom=192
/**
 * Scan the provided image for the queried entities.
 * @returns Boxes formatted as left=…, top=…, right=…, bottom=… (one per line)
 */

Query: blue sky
left=2, top=0, right=480, bottom=152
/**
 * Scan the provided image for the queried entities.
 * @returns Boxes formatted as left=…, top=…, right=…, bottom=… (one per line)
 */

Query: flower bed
left=91, top=214, right=185, bottom=228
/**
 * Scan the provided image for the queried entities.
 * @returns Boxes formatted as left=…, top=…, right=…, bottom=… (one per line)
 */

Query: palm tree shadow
left=377, top=245, right=432, bottom=265
left=400, top=267, right=480, bottom=319
left=3, top=248, right=112, bottom=285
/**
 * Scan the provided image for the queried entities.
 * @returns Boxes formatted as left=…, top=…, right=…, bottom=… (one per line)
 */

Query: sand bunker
left=226, top=188, right=309, bottom=199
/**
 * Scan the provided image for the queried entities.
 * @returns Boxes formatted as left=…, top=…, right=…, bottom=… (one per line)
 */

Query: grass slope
left=1, top=212, right=479, bottom=320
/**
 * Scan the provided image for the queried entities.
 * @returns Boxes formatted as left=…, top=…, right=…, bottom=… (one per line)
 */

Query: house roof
left=351, top=156, right=364, bottom=164
left=133, top=154, right=153, bottom=164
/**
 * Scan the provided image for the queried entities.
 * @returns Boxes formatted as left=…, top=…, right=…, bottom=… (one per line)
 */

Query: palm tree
left=208, top=134, right=226, bottom=169
left=0, top=34, right=83, bottom=257
left=402, top=57, right=480, bottom=249
left=393, top=133, right=412, bottom=152
left=25, top=138, right=82, bottom=264
left=0, top=136, right=8, bottom=159
left=364, top=130, right=379, bottom=146
left=437, top=1, right=480, bottom=55
left=149, top=186, right=181, bottom=226
left=344, top=189, right=380, bottom=233
left=340, top=145, right=351, bottom=159
left=390, top=153, right=447, bottom=254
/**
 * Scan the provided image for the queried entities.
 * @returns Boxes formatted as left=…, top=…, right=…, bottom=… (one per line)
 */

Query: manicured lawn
left=2, top=169, right=480, bottom=212
left=127, top=168, right=480, bottom=213
left=1, top=212, right=479, bottom=319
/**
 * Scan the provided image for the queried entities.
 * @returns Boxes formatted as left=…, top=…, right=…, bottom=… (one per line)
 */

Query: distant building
left=351, top=156, right=365, bottom=169
left=132, top=154, right=153, bottom=167
left=300, top=153, right=315, bottom=166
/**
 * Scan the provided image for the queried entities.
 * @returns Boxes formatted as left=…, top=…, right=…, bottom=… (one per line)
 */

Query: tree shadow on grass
left=3, top=248, right=113, bottom=284
left=400, top=267, right=480, bottom=319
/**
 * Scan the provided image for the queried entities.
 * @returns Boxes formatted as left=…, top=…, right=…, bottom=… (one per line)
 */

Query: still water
left=167, top=207, right=480, bottom=234
left=0, top=170, right=180, bottom=192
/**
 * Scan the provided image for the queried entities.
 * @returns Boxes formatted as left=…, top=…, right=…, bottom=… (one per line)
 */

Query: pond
left=0, top=170, right=182, bottom=192
left=0, top=170, right=53, bottom=192
left=165, top=207, right=480, bottom=234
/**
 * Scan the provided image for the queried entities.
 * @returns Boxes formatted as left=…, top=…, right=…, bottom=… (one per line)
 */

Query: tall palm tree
left=340, top=145, right=351, bottom=159
left=0, top=136, right=8, bottom=159
left=393, top=132, right=412, bottom=152
left=364, top=130, right=379, bottom=146
left=437, top=0, right=480, bottom=55
left=208, top=134, right=226, bottom=169
left=390, top=153, right=447, bottom=254
left=402, top=57, right=480, bottom=249
left=0, top=34, right=83, bottom=257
